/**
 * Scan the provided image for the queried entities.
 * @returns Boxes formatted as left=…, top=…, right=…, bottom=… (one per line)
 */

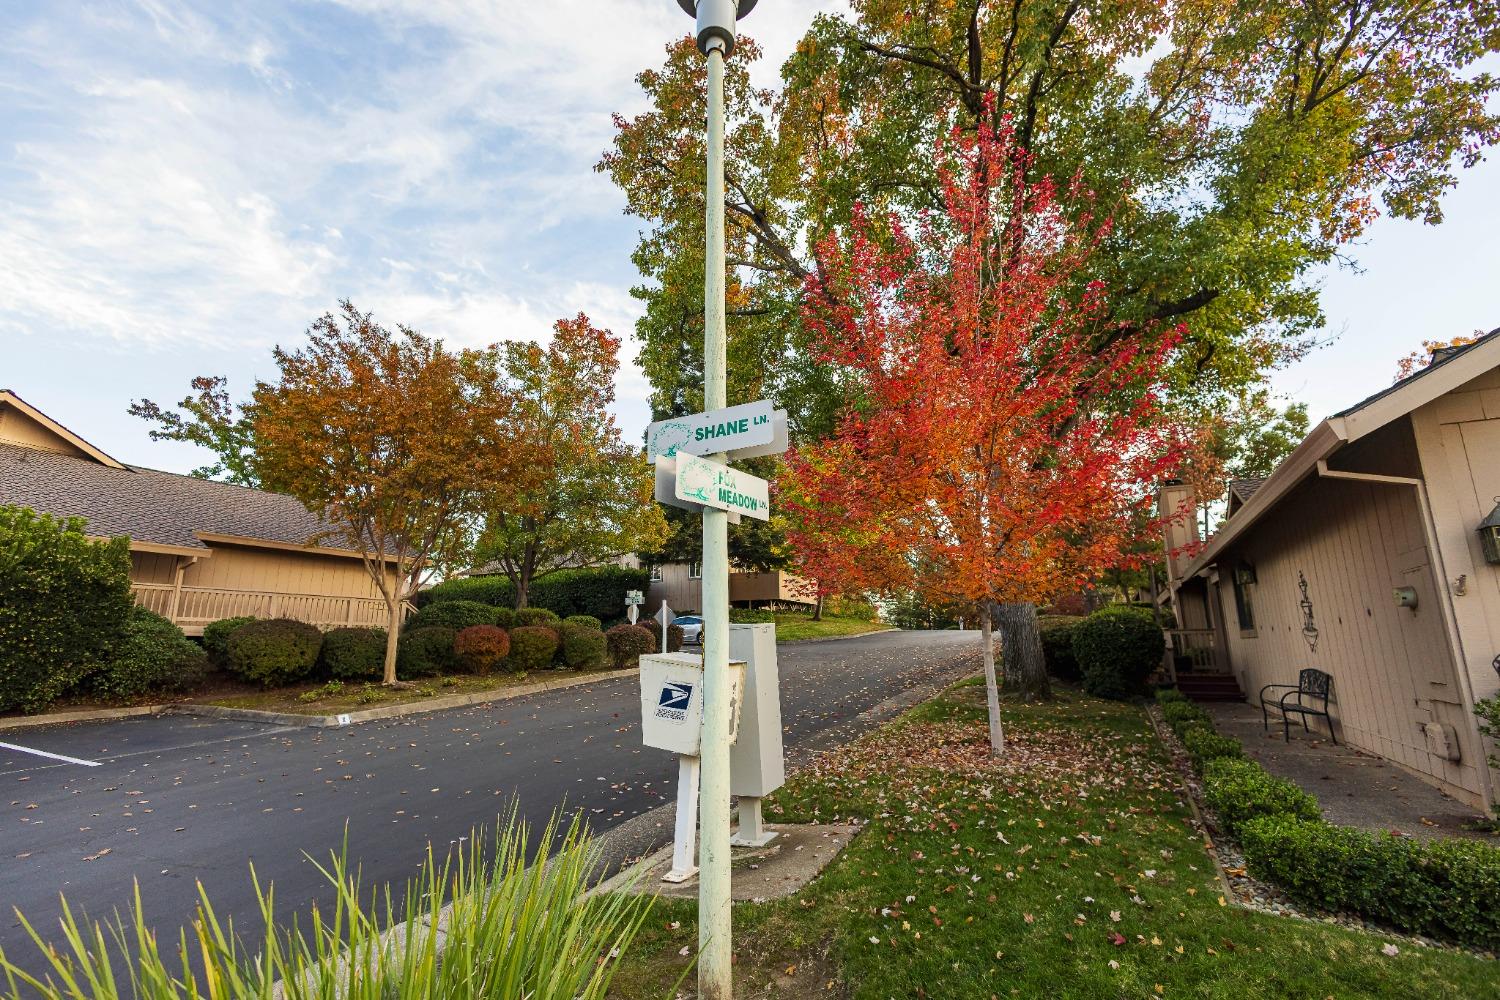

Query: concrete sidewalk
left=1204, top=702, right=1493, bottom=843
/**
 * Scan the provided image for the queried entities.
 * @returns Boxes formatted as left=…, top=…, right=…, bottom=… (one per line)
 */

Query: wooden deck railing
left=132, top=584, right=405, bottom=635
left=1166, top=628, right=1221, bottom=675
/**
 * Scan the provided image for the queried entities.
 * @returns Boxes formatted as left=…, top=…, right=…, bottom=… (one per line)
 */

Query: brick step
left=1175, top=674, right=1245, bottom=702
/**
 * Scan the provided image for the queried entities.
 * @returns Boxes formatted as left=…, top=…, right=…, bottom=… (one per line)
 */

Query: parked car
left=673, top=614, right=704, bottom=645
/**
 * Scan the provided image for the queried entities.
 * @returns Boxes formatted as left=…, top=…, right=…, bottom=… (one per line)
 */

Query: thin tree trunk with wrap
left=979, top=602, right=1004, bottom=755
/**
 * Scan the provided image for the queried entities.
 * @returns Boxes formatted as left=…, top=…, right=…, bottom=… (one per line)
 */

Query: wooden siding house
left=645, top=562, right=814, bottom=616
left=0, top=390, right=396, bottom=636
left=1161, top=331, right=1500, bottom=811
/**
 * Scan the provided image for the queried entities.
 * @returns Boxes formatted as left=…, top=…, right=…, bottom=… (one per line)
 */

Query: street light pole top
left=675, top=0, right=758, bottom=56
left=676, top=0, right=758, bottom=16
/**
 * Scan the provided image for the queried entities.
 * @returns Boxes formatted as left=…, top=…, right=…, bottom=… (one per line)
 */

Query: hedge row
left=206, top=616, right=656, bottom=686
left=1154, top=688, right=1500, bottom=948
left=414, top=566, right=652, bottom=621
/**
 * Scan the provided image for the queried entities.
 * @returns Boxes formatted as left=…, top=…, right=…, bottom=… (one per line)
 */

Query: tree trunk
left=995, top=601, right=1051, bottom=702
left=515, top=572, right=529, bottom=609
left=382, top=598, right=401, bottom=686
left=979, top=603, right=1004, bottom=755
left=813, top=592, right=824, bottom=622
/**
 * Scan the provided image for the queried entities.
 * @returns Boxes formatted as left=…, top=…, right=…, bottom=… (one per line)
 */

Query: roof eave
left=1180, top=419, right=1346, bottom=578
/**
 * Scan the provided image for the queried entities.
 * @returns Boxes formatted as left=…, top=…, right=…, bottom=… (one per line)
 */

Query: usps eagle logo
left=655, top=681, right=693, bottom=722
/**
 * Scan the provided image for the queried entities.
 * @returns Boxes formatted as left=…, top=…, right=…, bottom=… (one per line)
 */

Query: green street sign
left=647, top=400, right=783, bottom=460
left=674, top=453, right=770, bottom=521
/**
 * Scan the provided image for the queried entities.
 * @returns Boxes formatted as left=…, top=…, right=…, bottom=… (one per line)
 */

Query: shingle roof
left=0, top=442, right=352, bottom=552
left=1331, top=326, right=1500, bottom=419
left=1228, top=477, right=1267, bottom=504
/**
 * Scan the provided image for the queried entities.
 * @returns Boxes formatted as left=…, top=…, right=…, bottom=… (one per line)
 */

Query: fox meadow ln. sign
left=675, top=453, right=771, bottom=521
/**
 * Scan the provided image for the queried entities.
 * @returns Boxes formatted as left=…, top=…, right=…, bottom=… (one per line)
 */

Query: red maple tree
left=779, top=116, right=1181, bottom=753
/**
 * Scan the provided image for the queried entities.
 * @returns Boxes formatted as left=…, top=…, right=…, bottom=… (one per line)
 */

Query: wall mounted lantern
left=1478, top=497, right=1500, bottom=566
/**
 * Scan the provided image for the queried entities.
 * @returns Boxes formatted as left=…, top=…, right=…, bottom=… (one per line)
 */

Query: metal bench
left=1260, top=668, right=1336, bottom=744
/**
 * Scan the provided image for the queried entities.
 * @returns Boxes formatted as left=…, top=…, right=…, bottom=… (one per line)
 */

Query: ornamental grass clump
left=0, top=811, right=653, bottom=1000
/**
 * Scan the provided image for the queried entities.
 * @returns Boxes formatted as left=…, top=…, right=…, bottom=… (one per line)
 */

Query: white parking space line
left=0, top=741, right=103, bottom=768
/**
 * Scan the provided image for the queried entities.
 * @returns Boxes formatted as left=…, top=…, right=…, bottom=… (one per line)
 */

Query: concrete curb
left=3, top=669, right=640, bottom=734
left=776, top=627, right=898, bottom=645
left=170, top=667, right=641, bottom=729
left=0, top=704, right=167, bottom=732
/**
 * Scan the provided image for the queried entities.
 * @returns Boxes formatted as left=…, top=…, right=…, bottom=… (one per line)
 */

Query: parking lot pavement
left=1, top=630, right=978, bottom=977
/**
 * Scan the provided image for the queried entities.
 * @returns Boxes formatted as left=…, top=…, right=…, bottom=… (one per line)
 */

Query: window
left=1231, top=575, right=1255, bottom=632
left=649, top=565, right=662, bottom=582
left=688, top=562, right=702, bottom=580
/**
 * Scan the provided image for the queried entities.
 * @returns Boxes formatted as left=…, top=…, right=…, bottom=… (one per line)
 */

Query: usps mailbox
left=640, top=652, right=745, bottom=882
left=639, top=652, right=744, bottom=754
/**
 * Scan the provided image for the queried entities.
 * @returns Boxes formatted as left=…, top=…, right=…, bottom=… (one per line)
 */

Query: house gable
left=0, top=390, right=127, bottom=468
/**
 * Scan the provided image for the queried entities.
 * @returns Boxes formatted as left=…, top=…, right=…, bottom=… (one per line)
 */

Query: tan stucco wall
left=1216, top=469, right=1486, bottom=806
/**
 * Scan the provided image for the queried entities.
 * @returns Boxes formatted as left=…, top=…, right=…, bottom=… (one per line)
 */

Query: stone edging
left=3, top=668, right=639, bottom=733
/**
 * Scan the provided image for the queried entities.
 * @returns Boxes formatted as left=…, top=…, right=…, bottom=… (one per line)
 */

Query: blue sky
left=1, top=1, right=1495, bottom=475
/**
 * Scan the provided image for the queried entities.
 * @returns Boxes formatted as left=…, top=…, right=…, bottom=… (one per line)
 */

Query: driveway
left=1, top=630, right=979, bottom=975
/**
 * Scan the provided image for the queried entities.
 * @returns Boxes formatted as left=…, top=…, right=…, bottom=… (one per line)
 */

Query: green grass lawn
left=771, top=613, right=891, bottom=642
left=607, top=681, right=1495, bottom=999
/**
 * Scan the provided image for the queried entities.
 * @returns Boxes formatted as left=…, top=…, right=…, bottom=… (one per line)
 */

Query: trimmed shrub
left=825, top=595, right=878, bottom=621
left=1037, top=615, right=1084, bottom=681
left=558, top=623, right=608, bottom=670
left=1072, top=605, right=1163, bottom=700
left=564, top=614, right=603, bottom=632
left=320, top=627, right=388, bottom=681
left=728, top=608, right=775, bottom=624
left=1240, top=815, right=1500, bottom=948
left=1161, top=700, right=1213, bottom=739
left=398, top=627, right=460, bottom=678
left=509, top=626, right=560, bottom=673
left=416, top=566, right=652, bottom=621
left=225, top=618, right=323, bottom=687
left=405, top=600, right=500, bottom=633
left=0, top=506, right=135, bottom=713
left=454, top=625, right=510, bottom=675
left=93, top=607, right=208, bottom=699
left=1182, top=727, right=1245, bottom=770
left=491, top=606, right=517, bottom=630
left=1203, top=757, right=1321, bottom=837
left=606, top=624, right=657, bottom=668
left=1155, top=687, right=1187, bottom=704
left=515, top=607, right=562, bottom=629
left=203, top=616, right=257, bottom=668
left=654, top=622, right=685, bottom=654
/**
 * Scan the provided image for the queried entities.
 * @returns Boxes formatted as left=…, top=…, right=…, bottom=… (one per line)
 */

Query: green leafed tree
left=601, top=3, right=1499, bottom=431
left=129, top=376, right=260, bottom=486
left=473, top=314, right=669, bottom=608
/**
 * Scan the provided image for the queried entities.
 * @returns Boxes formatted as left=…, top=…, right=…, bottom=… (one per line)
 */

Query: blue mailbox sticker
left=656, top=681, right=693, bottom=722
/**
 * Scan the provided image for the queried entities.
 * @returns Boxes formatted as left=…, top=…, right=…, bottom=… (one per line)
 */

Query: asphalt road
left=1, top=630, right=977, bottom=976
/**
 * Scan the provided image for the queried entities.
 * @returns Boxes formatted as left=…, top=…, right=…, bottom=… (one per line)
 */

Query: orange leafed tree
left=1394, top=333, right=1482, bottom=381
left=252, top=302, right=519, bottom=685
left=779, top=117, right=1181, bottom=754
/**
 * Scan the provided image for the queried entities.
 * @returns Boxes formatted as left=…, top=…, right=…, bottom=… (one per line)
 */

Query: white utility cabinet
left=728, top=623, right=784, bottom=798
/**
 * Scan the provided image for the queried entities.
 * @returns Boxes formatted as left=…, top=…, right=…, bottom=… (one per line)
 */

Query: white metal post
left=663, top=755, right=701, bottom=882
left=697, top=36, right=734, bottom=1000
